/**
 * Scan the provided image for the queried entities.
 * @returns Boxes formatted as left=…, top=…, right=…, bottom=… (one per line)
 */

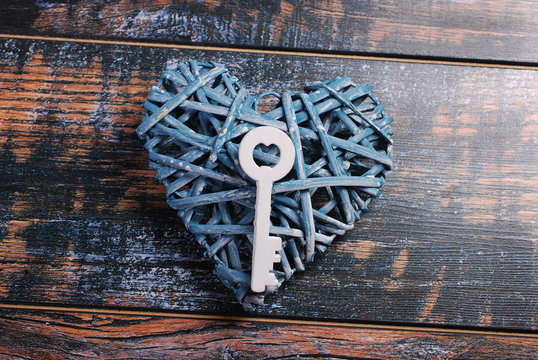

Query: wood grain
left=1, top=0, right=537, bottom=63
left=0, top=37, right=537, bottom=329
left=0, top=308, right=536, bottom=359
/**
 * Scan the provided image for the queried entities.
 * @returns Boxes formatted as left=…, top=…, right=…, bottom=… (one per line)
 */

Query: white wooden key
left=238, top=126, right=295, bottom=293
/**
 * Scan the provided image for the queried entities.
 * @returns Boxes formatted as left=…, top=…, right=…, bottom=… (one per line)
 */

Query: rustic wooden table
left=0, top=1, right=537, bottom=358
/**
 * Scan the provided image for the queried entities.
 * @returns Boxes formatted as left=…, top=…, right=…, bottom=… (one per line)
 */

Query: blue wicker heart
left=137, top=61, right=393, bottom=309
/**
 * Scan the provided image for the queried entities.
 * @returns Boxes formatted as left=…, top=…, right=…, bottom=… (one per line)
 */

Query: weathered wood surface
left=0, top=308, right=536, bottom=359
left=1, top=0, right=538, bottom=63
left=0, top=38, right=537, bottom=330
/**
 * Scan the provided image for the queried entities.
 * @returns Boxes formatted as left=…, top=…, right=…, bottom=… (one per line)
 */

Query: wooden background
left=0, top=0, right=536, bottom=358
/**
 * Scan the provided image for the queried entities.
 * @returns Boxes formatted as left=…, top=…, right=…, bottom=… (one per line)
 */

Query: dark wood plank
left=1, top=0, right=537, bottom=63
left=0, top=307, right=536, bottom=359
left=0, top=38, right=536, bottom=329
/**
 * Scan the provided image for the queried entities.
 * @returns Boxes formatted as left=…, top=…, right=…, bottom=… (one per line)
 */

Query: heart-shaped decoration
left=137, top=61, right=393, bottom=309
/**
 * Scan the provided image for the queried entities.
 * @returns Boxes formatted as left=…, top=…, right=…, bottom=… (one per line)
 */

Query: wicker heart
left=137, top=61, right=393, bottom=309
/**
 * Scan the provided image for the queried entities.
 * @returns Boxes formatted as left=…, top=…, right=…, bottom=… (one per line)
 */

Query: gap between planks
left=0, top=303, right=536, bottom=339
left=1, top=34, right=537, bottom=71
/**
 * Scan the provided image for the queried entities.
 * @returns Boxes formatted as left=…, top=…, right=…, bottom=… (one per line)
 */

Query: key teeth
left=269, top=235, right=282, bottom=248
left=266, top=272, right=278, bottom=286
left=269, top=236, right=282, bottom=264
left=266, top=237, right=282, bottom=288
